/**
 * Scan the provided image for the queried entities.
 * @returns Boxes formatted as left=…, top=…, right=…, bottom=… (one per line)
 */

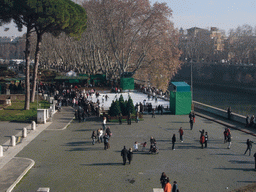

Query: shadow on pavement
left=67, top=147, right=103, bottom=151
left=65, top=141, right=92, bottom=146
left=81, top=163, right=123, bottom=166
left=229, top=160, right=254, bottom=164
left=73, top=129, right=95, bottom=132
left=211, top=153, right=244, bottom=156
left=214, top=167, right=255, bottom=172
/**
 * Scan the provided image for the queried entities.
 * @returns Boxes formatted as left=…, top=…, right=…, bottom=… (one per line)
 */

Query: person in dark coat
left=189, top=111, right=194, bottom=130
left=254, top=152, right=256, bottom=170
left=172, top=181, right=178, bottom=192
left=246, top=115, right=250, bottom=127
left=103, top=133, right=110, bottom=150
left=106, top=126, right=111, bottom=138
left=160, top=172, right=168, bottom=189
left=227, top=107, right=232, bottom=120
left=91, top=131, right=97, bottom=145
left=127, top=148, right=133, bottom=164
left=204, top=132, right=208, bottom=148
left=121, top=146, right=128, bottom=165
left=119, top=113, right=122, bottom=125
left=244, top=139, right=254, bottom=156
left=172, top=134, right=176, bottom=150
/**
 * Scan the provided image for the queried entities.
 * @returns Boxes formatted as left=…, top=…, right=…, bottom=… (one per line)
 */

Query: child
left=133, top=141, right=139, bottom=152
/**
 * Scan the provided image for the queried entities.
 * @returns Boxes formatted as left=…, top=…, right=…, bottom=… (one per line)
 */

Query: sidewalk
left=0, top=106, right=75, bottom=192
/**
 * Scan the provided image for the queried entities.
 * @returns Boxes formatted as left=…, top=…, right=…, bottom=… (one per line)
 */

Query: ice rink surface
left=88, top=91, right=169, bottom=110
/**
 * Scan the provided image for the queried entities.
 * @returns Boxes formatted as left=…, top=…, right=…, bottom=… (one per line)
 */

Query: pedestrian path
left=0, top=106, right=74, bottom=192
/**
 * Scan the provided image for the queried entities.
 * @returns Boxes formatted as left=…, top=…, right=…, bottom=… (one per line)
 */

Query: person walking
left=172, top=134, right=176, bottom=150
left=133, top=141, right=139, bottom=152
left=127, top=148, right=133, bottom=164
left=152, top=108, right=155, bottom=118
left=91, top=131, right=97, bottom=145
left=204, top=132, right=208, bottom=148
left=189, top=112, right=194, bottom=130
left=98, top=128, right=103, bottom=143
left=178, top=127, right=184, bottom=142
left=200, top=134, right=205, bottom=149
left=103, top=133, right=110, bottom=150
left=106, top=126, right=112, bottom=138
left=102, top=116, right=107, bottom=131
left=244, top=139, right=254, bottom=156
left=227, top=132, right=232, bottom=149
left=254, top=152, right=256, bottom=170
left=135, top=111, right=139, bottom=123
left=160, top=172, right=168, bottom=189
left=119, top=113, right=122, bottom=125
left=227, top=107, right=232, bottom=120
left=121, top=146, right=128, bottom=165
left=172, top=181, right=179, bottom=192
left=164, top=177, right=172, bottom=192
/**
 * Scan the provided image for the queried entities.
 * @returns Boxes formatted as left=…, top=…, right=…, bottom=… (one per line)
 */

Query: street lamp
left=190, top=59, right=193, bottom=110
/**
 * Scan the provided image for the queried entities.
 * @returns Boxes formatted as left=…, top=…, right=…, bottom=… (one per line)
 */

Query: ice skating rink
left=88, top=91, right=169, bottom=110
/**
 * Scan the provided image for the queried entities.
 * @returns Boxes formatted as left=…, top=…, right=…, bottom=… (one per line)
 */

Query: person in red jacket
left=164, top=177, right=172, bottom=192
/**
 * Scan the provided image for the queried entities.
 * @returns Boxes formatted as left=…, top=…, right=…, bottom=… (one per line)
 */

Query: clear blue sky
left=151, top=0, right=256, bottom=33
left=0, top=0, right=255, bottom=37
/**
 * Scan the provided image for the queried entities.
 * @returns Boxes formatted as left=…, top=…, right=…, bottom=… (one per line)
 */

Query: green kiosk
left=169, top=82, right=192, bottom=115
left=120, top=72, right=134, bottom=90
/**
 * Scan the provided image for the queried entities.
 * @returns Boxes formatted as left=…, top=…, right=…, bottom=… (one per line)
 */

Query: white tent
left=66, top=70, right=77, bottom=77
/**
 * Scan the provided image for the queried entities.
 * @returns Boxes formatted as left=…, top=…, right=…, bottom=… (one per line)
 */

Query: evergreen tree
left=119, top=94, right=126, bottom=116
left=109, top=99, right=121, bottom=117
left=126, top=96, right=135, bottom=115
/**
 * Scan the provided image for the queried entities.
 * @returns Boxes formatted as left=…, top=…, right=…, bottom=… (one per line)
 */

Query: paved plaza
left=3, top=107, right=255, bottom=192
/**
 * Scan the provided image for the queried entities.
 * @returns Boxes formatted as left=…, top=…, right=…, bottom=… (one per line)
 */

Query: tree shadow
left=64, top=141, right=92, bottom=146
left=167, top=121, right=188, bottom=124
left=176, top=145, right=201, bottom=150
left=73, top=129, right=95, bottom=132
left=237, top=181, right=256, bottom=183
left=211, top=153, right=244, bottom=156
left=81, top=162, right=123, bottom=166
left=229, top=160, right=254, bottom=164
left=157, top=139, right=171, bottom=143
left=67, top=147, right=103, bottom=151
left=214, top=167, right=255, bottom=172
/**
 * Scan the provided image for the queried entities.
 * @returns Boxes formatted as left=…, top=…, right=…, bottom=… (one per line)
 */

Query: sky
left=151, top=0, right=256, bottom=33
left=0, top=0, right=255, bottom=37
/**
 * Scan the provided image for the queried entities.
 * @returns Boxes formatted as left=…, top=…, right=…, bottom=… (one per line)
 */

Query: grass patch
left=0, top=100, right=50, bottom=122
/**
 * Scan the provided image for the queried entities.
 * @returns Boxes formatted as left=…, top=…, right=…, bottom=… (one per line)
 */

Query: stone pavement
left=0, top=106, right=256, bottom=192
left=0, top=106, right=75, bottom=192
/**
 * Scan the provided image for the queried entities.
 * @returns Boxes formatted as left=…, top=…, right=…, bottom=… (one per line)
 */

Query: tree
left=109, top=99, right=121, bottom=117
left=118, top=94, right=126, bottom=116
left=126, top=96, right=135, bottom=115
left=0, top=0, right=87, bottom=109
left=30, top=0, right=87, bottom=102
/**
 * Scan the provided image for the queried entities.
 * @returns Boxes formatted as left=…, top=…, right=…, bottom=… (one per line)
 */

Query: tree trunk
left=31, top=32, right=42, bottom=103
left=24, top=27, right=32, bottom=110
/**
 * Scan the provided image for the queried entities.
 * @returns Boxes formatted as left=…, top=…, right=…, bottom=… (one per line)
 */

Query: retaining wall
left=193, top=101, right=246, bottom=125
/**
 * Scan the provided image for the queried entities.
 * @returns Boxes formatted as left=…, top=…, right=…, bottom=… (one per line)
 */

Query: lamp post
left=190, top=59, right=193, bottom=110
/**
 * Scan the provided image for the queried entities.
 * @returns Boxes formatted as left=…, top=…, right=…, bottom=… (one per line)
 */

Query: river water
left=193, top=86, right=256, bottom=116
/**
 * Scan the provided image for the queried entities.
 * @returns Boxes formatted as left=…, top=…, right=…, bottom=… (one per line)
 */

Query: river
left=193, top=85, right=256, bottom=116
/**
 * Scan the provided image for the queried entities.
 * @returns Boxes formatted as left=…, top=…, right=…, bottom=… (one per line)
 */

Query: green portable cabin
left=120, top=78, right=134, bottom=90
left=169, top=82, right=192, bottom=115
